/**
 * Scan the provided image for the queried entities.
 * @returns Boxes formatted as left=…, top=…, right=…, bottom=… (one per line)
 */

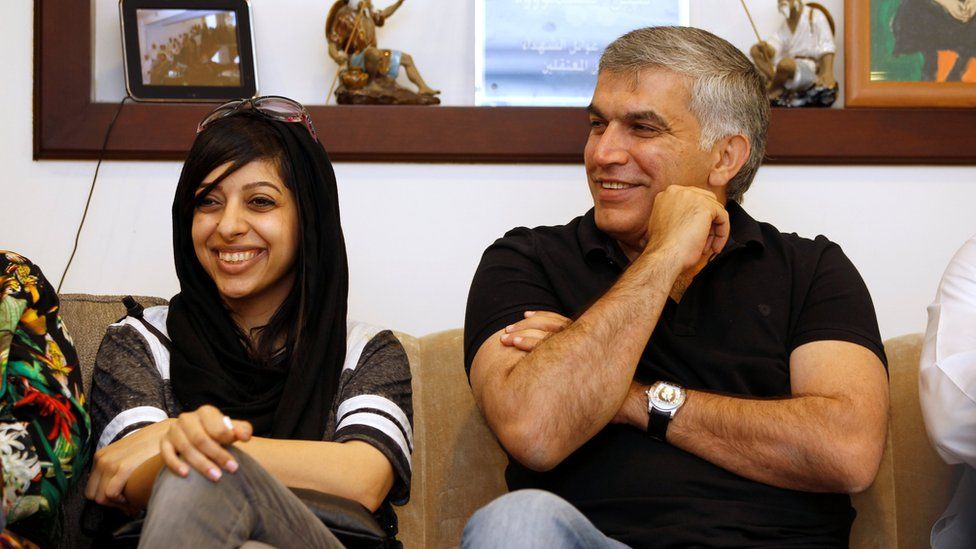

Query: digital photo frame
left=119, top=0, right=257, bottom=102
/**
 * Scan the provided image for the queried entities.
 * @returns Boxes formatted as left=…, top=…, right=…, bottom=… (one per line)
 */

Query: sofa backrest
left=60, top=294, right=169, bottom=395
left=57, top=294, right=958, bottom=548
left=414, top=329, right=508, bottom=548
left=417, top=330, right=959, bottom=549
left=857, top=333, right=957, bottom=548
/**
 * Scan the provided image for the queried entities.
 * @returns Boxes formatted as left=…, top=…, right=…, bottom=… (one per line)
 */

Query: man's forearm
left=476, top=186, right=731, bottom=470
left=665, top=390, right=884, bottom=493
left=482, top=249, right=682, bottom=468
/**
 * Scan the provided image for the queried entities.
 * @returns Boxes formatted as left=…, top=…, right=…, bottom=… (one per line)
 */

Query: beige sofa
left=59, top=294, right=957, bottom=548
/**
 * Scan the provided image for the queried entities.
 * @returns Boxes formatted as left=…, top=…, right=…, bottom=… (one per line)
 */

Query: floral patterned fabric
left=0, top=252, right=91, bottom=528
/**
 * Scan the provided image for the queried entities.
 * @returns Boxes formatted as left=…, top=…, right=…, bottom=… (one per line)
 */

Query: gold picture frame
left=846, top=0, right=976, bottom=107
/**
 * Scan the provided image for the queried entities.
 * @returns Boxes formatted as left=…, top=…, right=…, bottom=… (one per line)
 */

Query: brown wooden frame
left=846, top=0, right=976, bottom=108
left=35, top=0, right=976, bottom=163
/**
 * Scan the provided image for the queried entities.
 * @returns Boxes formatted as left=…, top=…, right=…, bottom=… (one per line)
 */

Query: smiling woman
left=191, top=159, right=300, bottom=335
left=85, top=97, right=413, bottom=547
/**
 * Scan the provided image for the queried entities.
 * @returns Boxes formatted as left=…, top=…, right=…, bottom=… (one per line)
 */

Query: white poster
left=476, top=0, right=689, bottom=106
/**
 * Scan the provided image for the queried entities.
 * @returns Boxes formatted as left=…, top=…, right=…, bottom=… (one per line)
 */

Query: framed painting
left=846, top=0, right=976, bottom=107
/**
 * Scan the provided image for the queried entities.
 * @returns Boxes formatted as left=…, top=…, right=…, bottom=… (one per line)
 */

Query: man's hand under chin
left=642, top=186, right=730, bottom=272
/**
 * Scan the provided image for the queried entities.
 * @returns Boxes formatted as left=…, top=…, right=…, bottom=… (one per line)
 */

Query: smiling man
left=461, top=27, right=889, bottom=548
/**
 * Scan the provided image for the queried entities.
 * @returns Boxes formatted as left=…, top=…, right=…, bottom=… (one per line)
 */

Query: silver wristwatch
left=645, top=381, right=686, bottom=442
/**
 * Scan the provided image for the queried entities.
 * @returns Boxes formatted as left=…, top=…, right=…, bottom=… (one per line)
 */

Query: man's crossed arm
left=469, top=187, right=888, bottom=493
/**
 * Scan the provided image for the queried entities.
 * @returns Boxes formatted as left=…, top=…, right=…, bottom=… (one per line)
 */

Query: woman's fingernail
left=208, top=468, right=222, bottom=481
left=513, top=336, right=523, bottom=344
left=505, top=325, right=513, bottom=333
left=222, top=415, right=234, bottom=431
left=179, top=466, right=189, bottom=477
left=525, top=311, right=536, bottom=317
left=226, top=460, right=239, bottom=473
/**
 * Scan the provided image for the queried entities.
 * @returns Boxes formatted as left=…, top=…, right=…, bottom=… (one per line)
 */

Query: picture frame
left=846, top=0, right=976, bottom=107
left=473, top=0, right=689, bottom=107
left=120, top=0, right=257, bottom=102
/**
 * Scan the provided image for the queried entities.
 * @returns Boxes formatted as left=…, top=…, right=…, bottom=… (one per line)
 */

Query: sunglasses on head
left=197, top=95, right=318, bottom=142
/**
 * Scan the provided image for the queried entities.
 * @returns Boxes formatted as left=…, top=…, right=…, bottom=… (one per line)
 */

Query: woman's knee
left=151, top=446, right=254, bottom=504
left=152, top=462, right=221, bottom=503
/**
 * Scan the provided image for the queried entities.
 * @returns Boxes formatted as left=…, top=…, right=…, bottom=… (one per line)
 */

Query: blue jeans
left=462, top=489, right=630, bottom=549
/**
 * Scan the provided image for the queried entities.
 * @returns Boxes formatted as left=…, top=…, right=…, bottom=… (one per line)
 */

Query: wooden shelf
left=35, top=0, right=976, bottom=164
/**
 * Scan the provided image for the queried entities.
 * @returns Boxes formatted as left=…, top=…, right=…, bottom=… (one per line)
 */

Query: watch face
left=650, top=382, right=685, bottom=412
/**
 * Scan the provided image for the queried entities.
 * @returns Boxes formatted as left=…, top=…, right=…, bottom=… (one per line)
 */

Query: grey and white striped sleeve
left=333, top=328, right=413, bottom=505
left=90, top=322, right=172, bottom=450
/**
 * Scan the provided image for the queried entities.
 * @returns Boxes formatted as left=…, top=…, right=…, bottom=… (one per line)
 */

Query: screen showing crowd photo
left=136, top=9, right=241, bottom=87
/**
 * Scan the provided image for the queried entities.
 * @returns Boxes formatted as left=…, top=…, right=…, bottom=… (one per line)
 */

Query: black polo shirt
left=464, top=201, right=887, bottom=548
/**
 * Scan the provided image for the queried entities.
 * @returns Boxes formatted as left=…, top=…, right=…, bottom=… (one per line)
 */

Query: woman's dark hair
left=175, top=115, right=301, bottom=364
left=167, top=112, right=349, bottom=439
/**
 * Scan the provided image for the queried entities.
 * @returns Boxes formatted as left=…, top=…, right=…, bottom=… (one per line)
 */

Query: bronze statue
left=326, top=0, right=440, bottom=105
left=749, top=0, right=837, bottom=107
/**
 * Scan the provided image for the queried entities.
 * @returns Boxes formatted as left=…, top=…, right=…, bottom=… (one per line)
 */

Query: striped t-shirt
left=89, top=306, right=413, bottom=504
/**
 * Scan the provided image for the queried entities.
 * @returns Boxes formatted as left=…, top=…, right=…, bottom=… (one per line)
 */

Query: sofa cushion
left=883, top=333, right=957, bottom=548
left=59, top=294, right=169, bottom=396
left=416, top=329, right=508, bottom=548
left=423, top=331, right=957, bottom=548
left=55, top=292, right=960, bottom=548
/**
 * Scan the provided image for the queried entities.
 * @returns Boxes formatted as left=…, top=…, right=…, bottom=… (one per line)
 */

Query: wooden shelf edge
left=33, top=0, right=976, bottom=165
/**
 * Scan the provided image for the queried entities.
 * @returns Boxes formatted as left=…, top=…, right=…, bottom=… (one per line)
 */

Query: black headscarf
left=167, top=113, right=348, bottom=440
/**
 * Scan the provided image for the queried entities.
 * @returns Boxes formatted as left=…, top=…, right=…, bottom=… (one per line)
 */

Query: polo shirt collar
left=578, top=199, right=765, bottom=266
left=579, top=209, right=630, bottom=267
left=724, top=200, right=765, bottom=253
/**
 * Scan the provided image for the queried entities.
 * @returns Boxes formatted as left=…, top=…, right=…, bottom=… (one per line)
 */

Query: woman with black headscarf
left=85, top=97, right=413, bottom=547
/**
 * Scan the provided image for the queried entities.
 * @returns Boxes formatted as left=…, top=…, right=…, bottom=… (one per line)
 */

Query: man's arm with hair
left=501, top=237, right=889, bottom=493
left=642, top=236, right=890, bottom=493
left=508, top=326, right=889, bottom=492
left=666, top=341, right=887, bottom=493
left=470, top=187, right=729, bottom=471
left=471, top=254, right=679, bottom=470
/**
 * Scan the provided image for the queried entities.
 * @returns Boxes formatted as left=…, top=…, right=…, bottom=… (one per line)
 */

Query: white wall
left=4, top=1, right=975, bottom=339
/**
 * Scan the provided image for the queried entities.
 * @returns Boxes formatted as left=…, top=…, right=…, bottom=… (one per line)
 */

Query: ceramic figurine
left=749, top=1, right=837, bottom=107
left=326, top=0, right=441, bottom=105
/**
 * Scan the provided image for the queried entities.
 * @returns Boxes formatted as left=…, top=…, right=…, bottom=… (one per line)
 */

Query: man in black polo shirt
left=461, top=26, right=889, bottom=548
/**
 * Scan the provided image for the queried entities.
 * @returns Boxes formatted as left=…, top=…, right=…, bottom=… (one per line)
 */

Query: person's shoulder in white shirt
left=920, top=234, right=976, bottom=468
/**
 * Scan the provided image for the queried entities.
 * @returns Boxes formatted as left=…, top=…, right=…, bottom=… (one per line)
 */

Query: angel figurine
left=326, top=0, right=441, bottom=105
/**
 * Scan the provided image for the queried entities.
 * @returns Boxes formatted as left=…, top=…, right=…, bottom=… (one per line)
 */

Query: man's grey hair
left=599, top=27, right=769, bottom=203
